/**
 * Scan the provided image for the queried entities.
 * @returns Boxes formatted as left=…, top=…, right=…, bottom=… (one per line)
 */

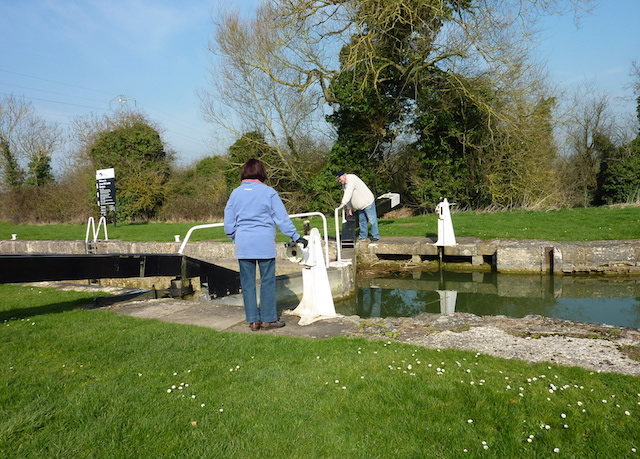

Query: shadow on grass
left=0, top=298, right=94, bottom=322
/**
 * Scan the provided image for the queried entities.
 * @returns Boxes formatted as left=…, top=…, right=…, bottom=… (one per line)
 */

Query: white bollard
left=287, top=227, right=341, bottom=326
left=434, top=198, right=456, bottom=246
left=174, top=235, right=181, bottom=242
left=11, top=234, right=17, bottom=240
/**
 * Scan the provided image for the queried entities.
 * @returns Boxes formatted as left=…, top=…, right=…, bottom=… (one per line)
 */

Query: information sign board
left=96, top=168, right=116, bottom=217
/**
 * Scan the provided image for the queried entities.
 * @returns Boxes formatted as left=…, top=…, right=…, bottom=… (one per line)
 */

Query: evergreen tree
left=0, top=135, right=24, bottom=189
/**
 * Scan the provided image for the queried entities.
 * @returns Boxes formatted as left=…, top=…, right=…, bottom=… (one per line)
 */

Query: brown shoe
left=261, top=320, right=285, bottom=330
left=249, top=322, right=261, bottom=331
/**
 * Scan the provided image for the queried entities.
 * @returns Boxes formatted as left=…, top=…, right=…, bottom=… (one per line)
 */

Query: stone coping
left=2, top=237, right=640, bottom=274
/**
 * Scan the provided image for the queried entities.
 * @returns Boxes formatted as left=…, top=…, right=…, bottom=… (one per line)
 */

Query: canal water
left=333, top=271, right=640, bottom=328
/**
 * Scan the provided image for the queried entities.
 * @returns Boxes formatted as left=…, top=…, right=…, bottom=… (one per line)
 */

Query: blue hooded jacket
left=224, top=180, right=300, bottom=259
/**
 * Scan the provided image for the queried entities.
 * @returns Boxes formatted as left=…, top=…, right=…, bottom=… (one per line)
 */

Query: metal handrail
left=288, top=212, right=329, bottom=266
left=178, top=212, right=331, bottom=266
left=334, top=206, right=346, bottom=262
left=178, top=223, right=224, bottom=254
left=85, top=216, right=109, bottom=244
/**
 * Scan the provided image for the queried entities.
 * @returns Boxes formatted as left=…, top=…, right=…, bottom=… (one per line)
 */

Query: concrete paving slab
left=227, top=312, right=361, bottom=338
left=101, top=295, right=360, bottom=338
left=156, top=302, right=247, bottom=330
left=104, top=300, right=193, bottom=320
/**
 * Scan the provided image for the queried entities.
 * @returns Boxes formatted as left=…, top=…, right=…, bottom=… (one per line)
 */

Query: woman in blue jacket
left=224, top=159, right=306, bottom=331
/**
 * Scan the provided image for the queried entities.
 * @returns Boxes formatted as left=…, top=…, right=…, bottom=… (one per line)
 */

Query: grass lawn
left=2, top=205, right=640, bottom=242
left=1, top=284, right=639, bottom=457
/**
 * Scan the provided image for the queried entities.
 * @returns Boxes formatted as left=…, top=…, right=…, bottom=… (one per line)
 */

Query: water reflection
left=334, top=271, right=640, bottom=328
left=437, top=290, right=457, bottom=315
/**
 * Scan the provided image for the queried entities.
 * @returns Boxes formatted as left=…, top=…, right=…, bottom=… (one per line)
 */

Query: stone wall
left=353, top=237, right=640, bottom=274
left=3, top=237, right=640, bottom=275
left=0, top=239, right=355, bottom=299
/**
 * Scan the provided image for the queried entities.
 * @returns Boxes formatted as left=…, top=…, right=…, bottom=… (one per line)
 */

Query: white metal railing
left=288, top=212, right=329, bottom=266
left=178, top=223, right=224, bottom=254
left=334, top=206, right=347, bottom=262
left=85, top=216, right=109, bottom=244
left=178, top=212, right=331, bottom=266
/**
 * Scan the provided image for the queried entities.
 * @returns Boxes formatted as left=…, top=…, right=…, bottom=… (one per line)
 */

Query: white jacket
left=341, top=174, right=375, bottom=211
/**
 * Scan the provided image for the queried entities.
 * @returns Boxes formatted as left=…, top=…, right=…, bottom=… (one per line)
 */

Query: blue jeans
left=356, top=201, right=380, bottom=240
left=238, top=259, right=277, bottom=323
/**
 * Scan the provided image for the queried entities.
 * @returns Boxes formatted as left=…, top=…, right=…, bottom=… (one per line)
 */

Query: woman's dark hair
left=241, top=158, right=267, bottom=182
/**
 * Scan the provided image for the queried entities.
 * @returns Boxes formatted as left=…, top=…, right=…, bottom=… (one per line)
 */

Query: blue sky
left=537, top=1, right=639, bottom=116
left=0, top=0, right=638, bottom=172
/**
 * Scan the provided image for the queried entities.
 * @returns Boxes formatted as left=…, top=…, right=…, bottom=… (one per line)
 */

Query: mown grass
left=2, top=205, right=640, bottom=242
left=379, top=205, right=640, bottom=241
left=1, top=284, right=638, bottom=457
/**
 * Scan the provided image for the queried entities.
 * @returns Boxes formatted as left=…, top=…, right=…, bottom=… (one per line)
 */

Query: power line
left=0, top=68, right=212, bottom=160
left=0, top=68, right=207, bottom=130
left=2, top=90, right=208, bottom=150
left=0, top=91, right=107, bottom=111
left=141, top=103, right=207, bottom=133
left=0, top=68, right=113, bottom=96
left=0, top=68, right=210, bottom=133
left=0, top=81, right=108, bottom=105
left=163, top=128, right=207, bottom=144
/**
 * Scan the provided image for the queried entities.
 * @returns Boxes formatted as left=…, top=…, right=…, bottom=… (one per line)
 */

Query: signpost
left=96, top=168, right=116, bottom=225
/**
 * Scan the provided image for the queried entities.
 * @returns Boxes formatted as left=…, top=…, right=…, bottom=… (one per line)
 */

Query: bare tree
left=200, top=4, right=334, bottom=209
left=629, top=60, right=640, bottom=98
left=216, top=0, right=593, bottom=116
left=556, top=84, right=616, bottom=206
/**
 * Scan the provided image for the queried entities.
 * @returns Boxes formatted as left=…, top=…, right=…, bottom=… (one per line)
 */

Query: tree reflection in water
left=334, top=271, right=640, bottom=328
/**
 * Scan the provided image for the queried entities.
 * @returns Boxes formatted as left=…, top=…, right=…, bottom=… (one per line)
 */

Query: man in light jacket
left=336, top=171, right=380, bottom=242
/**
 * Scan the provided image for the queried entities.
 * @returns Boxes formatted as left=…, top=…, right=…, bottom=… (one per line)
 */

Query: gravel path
left=352, top=313, right=640, bottom=376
